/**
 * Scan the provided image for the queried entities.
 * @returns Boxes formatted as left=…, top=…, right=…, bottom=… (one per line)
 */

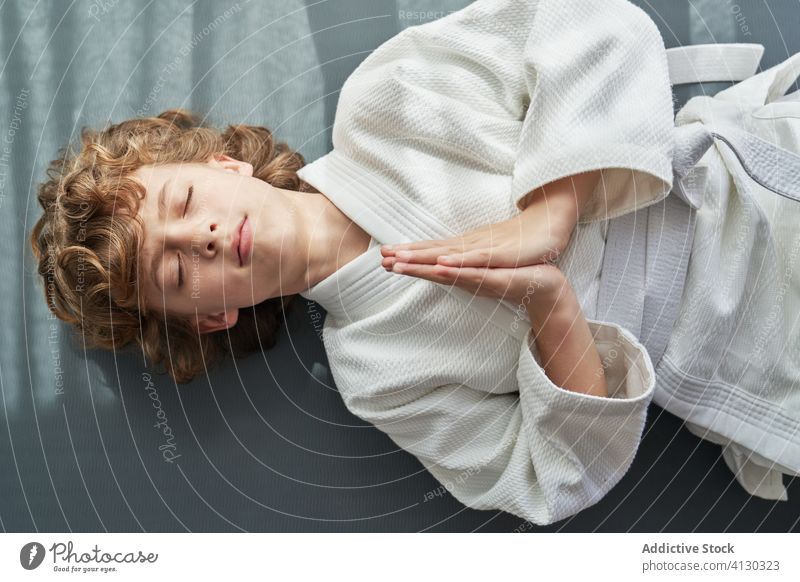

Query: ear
left=208, top=153, right=253, bottom=177
left=195, top=309, right=239, bottom=334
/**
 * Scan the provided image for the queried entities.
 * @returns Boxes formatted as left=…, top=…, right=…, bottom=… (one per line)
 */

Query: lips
left=231, top=218, right=242, bottom=265
left=236, top=216, right=252, bottom=267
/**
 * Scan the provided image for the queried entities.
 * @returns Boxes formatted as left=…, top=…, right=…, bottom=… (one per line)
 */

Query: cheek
left=185, top=258, right=213, bottom=302
left=202, top=263, right=231, bottom=293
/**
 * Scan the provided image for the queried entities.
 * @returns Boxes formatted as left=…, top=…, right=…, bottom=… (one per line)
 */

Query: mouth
left=232, top=217, right=243, bottom=266
left=233, top=216, right=252, bottom=267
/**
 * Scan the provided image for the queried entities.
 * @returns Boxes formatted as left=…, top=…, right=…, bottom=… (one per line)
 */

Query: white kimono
left=661, top=55, right=800, bottom=501
left=296, top=0, right=800, bottom=524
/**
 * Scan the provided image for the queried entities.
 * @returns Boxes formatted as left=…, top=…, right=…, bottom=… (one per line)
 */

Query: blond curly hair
left=30, top=108, right=318, bottom=383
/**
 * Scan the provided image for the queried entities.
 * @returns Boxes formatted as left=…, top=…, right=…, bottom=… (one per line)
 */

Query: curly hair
left=30, top=108, right=318, bottom=383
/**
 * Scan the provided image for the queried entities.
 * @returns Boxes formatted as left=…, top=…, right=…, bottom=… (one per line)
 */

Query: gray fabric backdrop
left=1, top=0, right=798, bottom=532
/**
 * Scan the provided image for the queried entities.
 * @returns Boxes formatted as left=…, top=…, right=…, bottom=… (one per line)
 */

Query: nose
left=198, top=222, right=219, bottom=258
left=164, top=221, right=219, bottom=258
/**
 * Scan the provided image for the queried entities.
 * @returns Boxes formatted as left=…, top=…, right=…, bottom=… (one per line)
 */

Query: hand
left=380, top=170, right=601, bottom=271
left=380, top=199, right=574, bottom=271
left=385, top=259, right=567, bottom=306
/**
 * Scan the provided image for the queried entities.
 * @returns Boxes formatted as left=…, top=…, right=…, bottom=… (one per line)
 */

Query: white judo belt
left=597, top=121, right=800, bottom=368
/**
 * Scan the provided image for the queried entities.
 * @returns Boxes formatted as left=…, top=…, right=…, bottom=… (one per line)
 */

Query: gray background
left=1, top=0, right=798, bottom=532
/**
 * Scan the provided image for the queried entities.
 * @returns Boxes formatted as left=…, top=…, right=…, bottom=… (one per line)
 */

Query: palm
left=389, top=259, right=565, bottom=305
left=381, top=210, right=570, bottom=271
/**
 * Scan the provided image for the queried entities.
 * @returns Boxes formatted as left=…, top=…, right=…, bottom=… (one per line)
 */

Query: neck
left=287, top=188, right=372, bottom=292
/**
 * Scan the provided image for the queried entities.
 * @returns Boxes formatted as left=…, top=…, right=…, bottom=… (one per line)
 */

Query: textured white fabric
left=665, top=43, right=764, bottom=84
left=298, top=0, right=800, bottom=521
left=658, top=52, right=800, bottom=502
left=298, top=0, right=674, bottom=525
left=685, top=422, right=792, bottom=501
left=300, top=240, right=655, bottom=525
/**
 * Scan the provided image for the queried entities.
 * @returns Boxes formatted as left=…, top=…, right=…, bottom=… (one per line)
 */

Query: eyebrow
left=149, top=179, right=171, bottom=294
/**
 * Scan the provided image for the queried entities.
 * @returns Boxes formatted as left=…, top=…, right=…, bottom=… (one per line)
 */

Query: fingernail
left=392, top=263, right=404, bottom=273
left=396, top=251, right=412, bottom=260
left=382, top=244, right=394, bottom=251
left=439, top=255, right=451, bottom=263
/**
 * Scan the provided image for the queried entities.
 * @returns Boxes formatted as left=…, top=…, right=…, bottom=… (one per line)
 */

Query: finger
left=392, top=262, right=499, bottom=297
left=382, top=256, right=474, bottom=271
left=390, top=261, right=468, bottom=287
left=436, top=248, right=522, bottom=269
left=391, top=245, right=474, bottom=264
left=440, top=265, right=514, bottom=299
left=381, top=238, right=468, bottom=256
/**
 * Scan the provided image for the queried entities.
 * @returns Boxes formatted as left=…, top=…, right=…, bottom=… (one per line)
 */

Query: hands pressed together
left=380, top=170, right=608, bottom=397
left=380, top=171, right=608, bottom=396
left=380, top=171, right=602, bottom=308
left=380, top=215, right=568, bottom=307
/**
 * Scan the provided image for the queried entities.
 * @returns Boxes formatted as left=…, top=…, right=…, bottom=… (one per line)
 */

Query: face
left=133, top=154, right=299, bottom=334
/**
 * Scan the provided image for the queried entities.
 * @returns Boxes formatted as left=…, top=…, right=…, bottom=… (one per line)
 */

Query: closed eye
left=182, top=185, right=193, bottom=217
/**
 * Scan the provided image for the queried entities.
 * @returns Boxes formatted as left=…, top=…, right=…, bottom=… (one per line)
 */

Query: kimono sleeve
left=511, top=0, right=676, bottom=222
left=341, top=319, right=656, bottom=526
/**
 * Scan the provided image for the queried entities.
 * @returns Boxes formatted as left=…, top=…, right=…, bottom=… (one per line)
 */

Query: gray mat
left=1, top=0, right=798, bottom=532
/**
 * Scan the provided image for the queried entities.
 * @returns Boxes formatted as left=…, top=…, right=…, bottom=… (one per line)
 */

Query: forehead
left=134, top=162, right=202, bottom=190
